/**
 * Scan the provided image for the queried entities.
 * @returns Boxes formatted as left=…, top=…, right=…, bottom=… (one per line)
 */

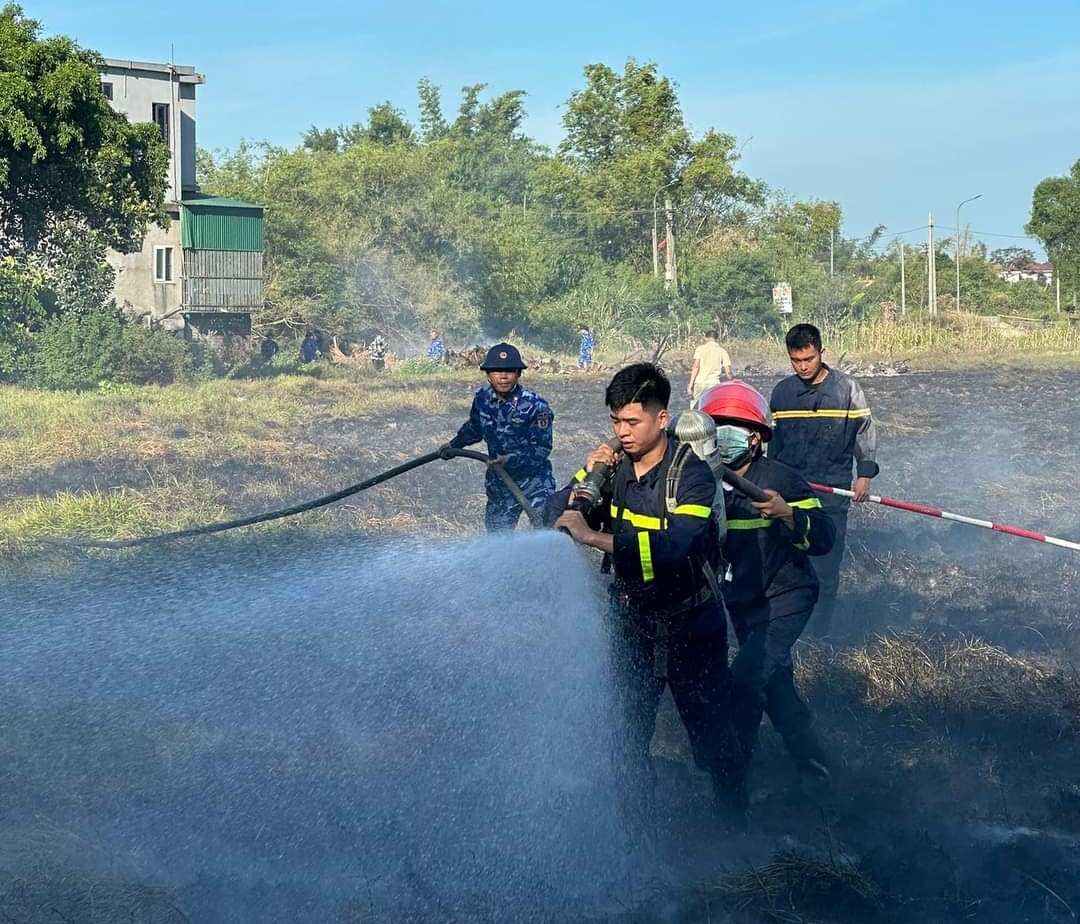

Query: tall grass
left=817, top=312, right=1080, bottom=359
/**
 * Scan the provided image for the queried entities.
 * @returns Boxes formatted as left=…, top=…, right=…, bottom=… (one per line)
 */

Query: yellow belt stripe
left=638, top=531, right=654, bottom=582
left=673, top=504, right=712, bottom=518
left=772, top=409, right=871, bottom=419
left=609, top=505, right=663, bottom=530
left=789, top=497, right=822, bottom=510
left=727, top=518, right=772, bottom=530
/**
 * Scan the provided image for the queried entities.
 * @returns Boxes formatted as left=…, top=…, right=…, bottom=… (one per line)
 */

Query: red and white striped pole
left=810, top=483, right=1080, bottom=554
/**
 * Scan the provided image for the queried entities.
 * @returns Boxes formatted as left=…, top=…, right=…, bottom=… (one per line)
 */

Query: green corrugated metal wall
left=181, top=205, right=264, bottom=251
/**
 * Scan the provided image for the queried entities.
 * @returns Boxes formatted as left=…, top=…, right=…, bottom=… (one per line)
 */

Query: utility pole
left=898, top=240, right=906, bottom=316
left=829, top=229, right=835, bottom=277
left=652, top=180, right=676, bottom=279
left=927, top=212, right=937, bottom=316
left=664, top=196, right=676, bottom=292
left=1056, top=274, right=1061, bottom=313
left=955, top=194, right=982, bottom=313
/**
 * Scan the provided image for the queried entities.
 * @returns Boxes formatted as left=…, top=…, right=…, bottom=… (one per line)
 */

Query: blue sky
left=33, top=0, right=1080, bottom=256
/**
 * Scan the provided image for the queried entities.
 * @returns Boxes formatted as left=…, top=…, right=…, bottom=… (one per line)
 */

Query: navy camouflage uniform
left=721, top=455, right=835, bottom=781
left=449, top=383, right=556, bottom=532
left=769, top=364, right=879, bottom=638
left=546, top=441, right=733, bottom=818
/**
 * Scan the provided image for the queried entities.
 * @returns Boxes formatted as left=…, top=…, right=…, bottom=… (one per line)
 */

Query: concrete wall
left=100, top=61, right=202, bottom=200
left=107, top=207, right=185, bottom=331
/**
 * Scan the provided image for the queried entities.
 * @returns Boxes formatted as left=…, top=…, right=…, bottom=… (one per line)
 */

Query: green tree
left=682, top=252, right=782, bottom=339
left=1026, top=159, right=1080, bottom=308
left=989, top=246, right=1036, bottom=268
left=549, top=59, right=762, bottom=267
left=0, top=4, right=169, bottom=256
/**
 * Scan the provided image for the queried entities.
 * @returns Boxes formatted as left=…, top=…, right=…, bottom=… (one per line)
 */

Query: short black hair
left=605, top=363, right=670, bottom=412
left=785, top=323, right=823, bottom=352
left=705, top=329, right=718, bottom=339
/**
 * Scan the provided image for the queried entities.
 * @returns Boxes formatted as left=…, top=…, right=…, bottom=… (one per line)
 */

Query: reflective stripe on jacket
left=769, top=365, right=879, bottom=486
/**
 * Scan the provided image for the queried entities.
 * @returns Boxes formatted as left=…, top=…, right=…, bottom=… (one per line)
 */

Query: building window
left=101, top=81, right=114, bottom=101
left=152, top=102, right=170, bottom=145
left=154, top=246, right=174, bottom=283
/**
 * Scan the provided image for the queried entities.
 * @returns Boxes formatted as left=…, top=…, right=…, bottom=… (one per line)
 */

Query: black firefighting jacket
left=546, top=439, right=724, bottom=632
left=768, top=365, right=880, bottom=487
left=721, top=455, right=835, bottom=611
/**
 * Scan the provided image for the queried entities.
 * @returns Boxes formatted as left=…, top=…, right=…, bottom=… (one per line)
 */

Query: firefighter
left=549, top=363, right=738, bottom=831
left=769, top=323, right=880, bottom=639
left=444, top=343, right=556, bottom=532
left=699, top=380, right=835, bottom=812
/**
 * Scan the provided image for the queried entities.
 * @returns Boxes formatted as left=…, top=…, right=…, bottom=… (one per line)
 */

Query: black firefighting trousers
left=727, top=587, right=826, bottom=776
left=608, top=599, right=733, bottom=802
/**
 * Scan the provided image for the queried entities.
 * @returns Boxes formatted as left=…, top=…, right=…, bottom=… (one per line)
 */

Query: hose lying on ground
left=41, top=449, right=539, bottom=549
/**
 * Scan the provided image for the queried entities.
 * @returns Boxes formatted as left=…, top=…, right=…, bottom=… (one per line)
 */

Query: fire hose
left=810, top=483, right=1080, bottom=554
left=43, top=448, right=538, bottom=549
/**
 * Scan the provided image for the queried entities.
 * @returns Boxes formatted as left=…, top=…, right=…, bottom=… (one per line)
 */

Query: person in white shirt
left=687, top=330, right=733, bottom=402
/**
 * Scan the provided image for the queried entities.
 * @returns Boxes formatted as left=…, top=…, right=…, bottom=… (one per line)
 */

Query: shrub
left=32, top=311, right=192, bottom=389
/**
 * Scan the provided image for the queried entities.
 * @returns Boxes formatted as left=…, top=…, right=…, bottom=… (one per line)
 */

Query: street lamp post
left=652, top=180, right=677, bottom=278
left=955, top=194, right=982, bottom=312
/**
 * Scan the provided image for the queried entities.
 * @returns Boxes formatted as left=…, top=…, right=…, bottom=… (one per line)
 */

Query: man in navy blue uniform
left=549, top=363, right=737, bottom=830
left=445, top=342, right=556, bottom=532
left=769, top=323, right=880, bottom=638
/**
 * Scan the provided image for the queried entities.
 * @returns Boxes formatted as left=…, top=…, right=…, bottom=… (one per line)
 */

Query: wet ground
left=1, top=367, right=1079, bottom=922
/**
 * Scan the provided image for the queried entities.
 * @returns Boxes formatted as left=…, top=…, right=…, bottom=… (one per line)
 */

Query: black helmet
left=480, top=342, right=526, bottom=371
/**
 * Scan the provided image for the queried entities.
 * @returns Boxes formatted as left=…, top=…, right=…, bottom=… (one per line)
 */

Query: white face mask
left=713, top=425, right=754, bottom=466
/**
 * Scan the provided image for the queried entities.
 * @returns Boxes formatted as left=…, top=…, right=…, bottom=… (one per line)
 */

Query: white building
left=99, top=59, right=263, bottom=335
left=1001, top=261, right=1053, bottom=286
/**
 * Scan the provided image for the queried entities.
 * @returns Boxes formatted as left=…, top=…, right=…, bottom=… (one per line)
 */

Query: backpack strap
left=664, top=440, right=724, bottom=602
left=664, top=440, right=694, bottom=520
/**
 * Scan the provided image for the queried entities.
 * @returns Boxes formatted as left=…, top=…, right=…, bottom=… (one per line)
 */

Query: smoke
left=0, top=531, right=634, bottom=923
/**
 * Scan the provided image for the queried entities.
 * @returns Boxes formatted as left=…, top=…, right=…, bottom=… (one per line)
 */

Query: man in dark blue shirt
left=551, top=363, right=738, bottom=831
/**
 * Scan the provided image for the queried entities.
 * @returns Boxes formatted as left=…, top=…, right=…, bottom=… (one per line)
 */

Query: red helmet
left=698, top=380, right=773, bottom=440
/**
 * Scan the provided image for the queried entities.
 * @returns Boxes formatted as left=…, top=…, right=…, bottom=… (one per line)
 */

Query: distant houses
left=98, top=58, right=264, bottom=337
left=1000, top=261, right=1053, bottom=286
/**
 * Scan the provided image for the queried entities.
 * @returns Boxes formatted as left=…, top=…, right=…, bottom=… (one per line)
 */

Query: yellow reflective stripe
left=794, top=510, right=812, bottom=551
left=673, top=504, right=712, bottom=518
left=789, top=497, right=822, bottom=510
left=574, top=469, right=587, bottom=482
left=638, top=531, right=654, bottom=582
left=772, top=409, right=871, bottom=420
left=727, top=518, right=771, bottom=530
left=608, top=504, right=663, bottom=531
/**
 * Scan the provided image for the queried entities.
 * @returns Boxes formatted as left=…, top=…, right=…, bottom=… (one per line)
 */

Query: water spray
left=811, top=483, right=1080, bottom=554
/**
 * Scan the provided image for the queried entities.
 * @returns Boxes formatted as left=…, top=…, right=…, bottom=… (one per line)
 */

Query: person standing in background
left=578, top=325, right=595, bottom=371
left=369, top=334, right=389, bottom=372
left=768, top=323, right=880, bottom=640
left=427, top=329, right=446, bottom=363
left=687, top=330, right=733, bottom=403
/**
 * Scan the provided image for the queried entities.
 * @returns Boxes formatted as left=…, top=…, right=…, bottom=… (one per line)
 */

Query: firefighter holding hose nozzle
left=699, top=380, right=835, bottom=814
left=546, top=363, right=741, bottom=835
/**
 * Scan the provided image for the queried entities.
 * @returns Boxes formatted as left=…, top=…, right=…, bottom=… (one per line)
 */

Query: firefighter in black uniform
left=549, top=363, right=737, bottom=830
left=769, top=323, right=879, bottom=639
left=699, top=380, right=835, bottom=812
